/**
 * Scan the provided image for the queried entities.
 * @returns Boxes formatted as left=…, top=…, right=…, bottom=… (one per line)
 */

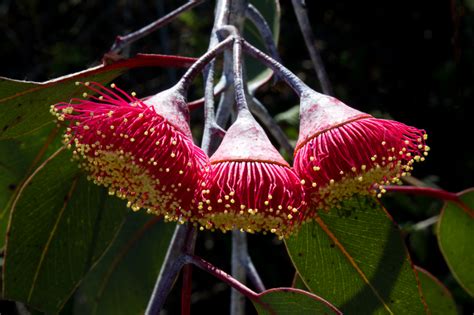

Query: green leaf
left=2, top=149, right=128, bottom=313
left=292, top=273, right=307, bottom=290
left=285, top=195, right=427, bottom=314
left=72, top=215, right=175, bottom=315
left=437, top=189, right=474, bottom=297
left=0, top=125, right=62, bottom=248
left=252, top=287, right=341, bottom=315
left=0, top=54, right=196, bottom=140
left=245, top=0, right=281, bottom=92
left=415, top=266, right=458, bottom=315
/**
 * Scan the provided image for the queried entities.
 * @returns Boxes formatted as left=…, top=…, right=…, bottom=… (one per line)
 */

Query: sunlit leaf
left=252, top=287, right=341, bottom=315
left=2, top=149, right=128, bottom=313
left=285, top=195, right=427, bottom=314
left=0, top=54, right=196, bottom=140
left=416, top=266, right=458, bottom=315
left=437, top=188, right=474, bottom=297
left=72, top=215, right=175, bottom=315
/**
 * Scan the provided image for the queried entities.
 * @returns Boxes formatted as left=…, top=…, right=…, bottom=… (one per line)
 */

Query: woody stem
left=176, top=36, right=235, bottom=94
left=110, top=0, right=205, bottom=53
left=384, top=185, right=474, bottom=218
left=242, top=39, right=310, bottom=96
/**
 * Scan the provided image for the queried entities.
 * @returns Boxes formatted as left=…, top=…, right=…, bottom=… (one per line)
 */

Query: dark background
left=1, top=0, right=472, bottom=314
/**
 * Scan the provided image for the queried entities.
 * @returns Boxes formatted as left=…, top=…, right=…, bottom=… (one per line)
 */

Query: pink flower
left=51, top=82, right=208, bottom=222
left=196, top=110, right=307, bottom=238
left=294, top=91, right=429, bottom=211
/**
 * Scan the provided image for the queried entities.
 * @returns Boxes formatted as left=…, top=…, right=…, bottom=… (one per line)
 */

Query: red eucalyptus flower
left=51, top=82, right=208, bottom=222
left=196, top=109, right=307, bottom=238
left=294, top=91, right=429, bottom=211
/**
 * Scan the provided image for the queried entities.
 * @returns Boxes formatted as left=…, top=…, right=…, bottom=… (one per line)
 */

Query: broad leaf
left=437, top=188, right=474, bottom=297
left=0, top=54, right=196, bottom=140
left=415, top=267, right=458, bottom=315
left=252, top=287, right=341, bottom=315
left=245, top=0, right=281, bottom=92
left=72, top=215, right=175, bottom=315
left=285, top=195, right=427, bottom=314
left=0, top=125, right=62, bottom=248
left=2, top=149, right=128, bottom=313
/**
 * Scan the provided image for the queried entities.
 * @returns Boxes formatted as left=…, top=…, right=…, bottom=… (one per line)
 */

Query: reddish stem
left=181, top=264, right=193, bottom=315
left=385, top=185, right=474, bottom=218
left=185, top=254, right=258, bottom=300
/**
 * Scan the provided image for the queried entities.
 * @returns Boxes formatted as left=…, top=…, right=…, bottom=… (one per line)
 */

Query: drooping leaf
left=415, top=266, right=458, bottom=315
left=0, top=54, right=196, bottom=140
left=437, top=188, right=474, bottom=297
left=72, top=214, right=175, bottom=315
left=2, top=149, right=128, bottom=313
left=245, top=0, right=281, bottom=92
left=252, top=287, right=341, bottom=315
left=285, top=195, right=427, bottom=314
left=0, top=125, right=62, bottom=248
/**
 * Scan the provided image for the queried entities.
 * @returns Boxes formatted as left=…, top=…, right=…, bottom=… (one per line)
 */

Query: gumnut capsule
left=196, top=109, right=307, bottom=238
left=293, top=89, right=429, bottom=211
left=51, top=82, right=208, bottom=222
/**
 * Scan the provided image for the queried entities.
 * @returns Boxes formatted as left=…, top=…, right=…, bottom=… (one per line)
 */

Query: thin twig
left=181, top=226, right=197, bottom=315
left=110, top=0, right=205, bottom=53
left=181, top=264, right=193, bottom=315
left=245, top=4, right=281, bottom=84
left=242, top=40, right=310, bottom=96
left=411, top=215, right=439, bottom=232
left=231, top=230, right=248, bottom=315
left=177, top=36, right=234, bottom=93
left=145, top=224, right=190, bottom=315
left=185, top=254, right=258, bottom=300
left=291, top=0, right=333, bottom=95
left=242, top=255, right=266, bottom=292
left=384, top=185, right=474, bottom=218
left=248, top=96, right=294, bottom=158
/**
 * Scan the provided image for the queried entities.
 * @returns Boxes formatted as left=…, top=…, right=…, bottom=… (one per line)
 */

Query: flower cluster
left=51, top=82, right=428, bottom=237
left=294, top=91, right=429, bottom=211
left=51, top=82, right=208, bottom=223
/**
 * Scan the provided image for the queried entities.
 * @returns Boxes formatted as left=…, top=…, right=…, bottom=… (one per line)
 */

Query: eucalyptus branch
left=231, top=33, right=249, bottom=113
left=201, top=62, right=226, bottom=152
left=384, top=186, right=474, bottom=218
left=242, top=40, right=310, bottom=96
left=231, top=231, right=248, bottom=315
left=109, top=0, right=205, bottom=53
left=181, top=227, right=197, bottom=315
left=185, top=254, right=259, bottom=300
left=248, top=96, right=294, bottom=158
left=176, top=36, right=234, bottom=94
left=242, top=254, right=266, bottom=292
left=145, top=224, right=192, bottom=315
left=291, top=0, right=333, bottom=95
left=187, top=77, right=227, bottom=111
left=245, top=4, right=282, bottom=83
